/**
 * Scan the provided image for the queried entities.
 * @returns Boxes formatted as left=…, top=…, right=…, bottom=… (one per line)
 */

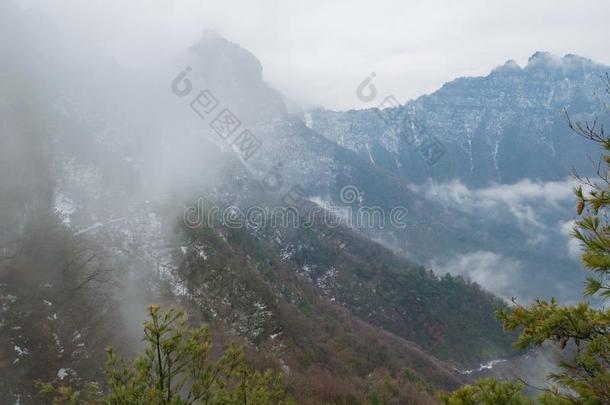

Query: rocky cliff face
left=305, top=52, right=608, bottom=186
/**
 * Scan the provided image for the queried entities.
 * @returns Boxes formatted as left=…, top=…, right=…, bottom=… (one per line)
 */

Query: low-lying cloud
left=420, top=178, right=586, bottom=302
left=413, top=178, right=577, bottom=246
left=429, top=251, right=524, bottom=301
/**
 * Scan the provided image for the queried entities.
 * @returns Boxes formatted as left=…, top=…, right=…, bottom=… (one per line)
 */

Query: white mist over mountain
left=20, top=0, right=610, bottom=110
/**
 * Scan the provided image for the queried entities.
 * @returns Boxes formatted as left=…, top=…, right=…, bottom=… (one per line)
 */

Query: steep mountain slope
left=0, top=12, right=515, bottom=404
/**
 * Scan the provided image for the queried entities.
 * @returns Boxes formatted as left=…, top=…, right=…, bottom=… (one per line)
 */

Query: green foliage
left=441, top=77, right=610, bottom=404
left=439, top=378, right=532, bottom=405
left=364, top=370, right=436, bottom=405
left=40, top=305, right=293, bottom=404
left=297, top=300, right=314, bottom=317
left=284, top=219, right=514, bottom=364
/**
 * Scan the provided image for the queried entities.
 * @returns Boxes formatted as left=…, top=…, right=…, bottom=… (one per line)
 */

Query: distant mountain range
left=208, top=40, right=607, bottom=304
left=306, top=51, right=608, bottom=186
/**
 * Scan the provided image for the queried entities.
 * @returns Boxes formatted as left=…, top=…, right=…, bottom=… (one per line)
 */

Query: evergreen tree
left=39, top=305, right=294, bottom=404
left=440, top=76, right=610, bottom=404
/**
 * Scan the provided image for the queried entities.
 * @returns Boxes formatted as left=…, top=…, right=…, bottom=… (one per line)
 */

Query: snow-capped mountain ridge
left=306, top=52, right=608, bottom=186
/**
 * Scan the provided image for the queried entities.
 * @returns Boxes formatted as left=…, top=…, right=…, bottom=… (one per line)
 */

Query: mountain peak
left=525, top=51, right=598, bottom=71
left=492, top=59, right=522, bottom=74
left=489, top=52, right=598, bottom=78
left=527, top=51, right=557, bottom=64
left=189, top=28, right=263, bottom=81
left=186, top=28, right=286, bottom=124
left=562, top=53, right=597, bottom=66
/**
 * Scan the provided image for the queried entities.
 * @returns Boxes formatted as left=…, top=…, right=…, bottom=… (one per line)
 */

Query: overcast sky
left=22, top=0, right=610, bottom=110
